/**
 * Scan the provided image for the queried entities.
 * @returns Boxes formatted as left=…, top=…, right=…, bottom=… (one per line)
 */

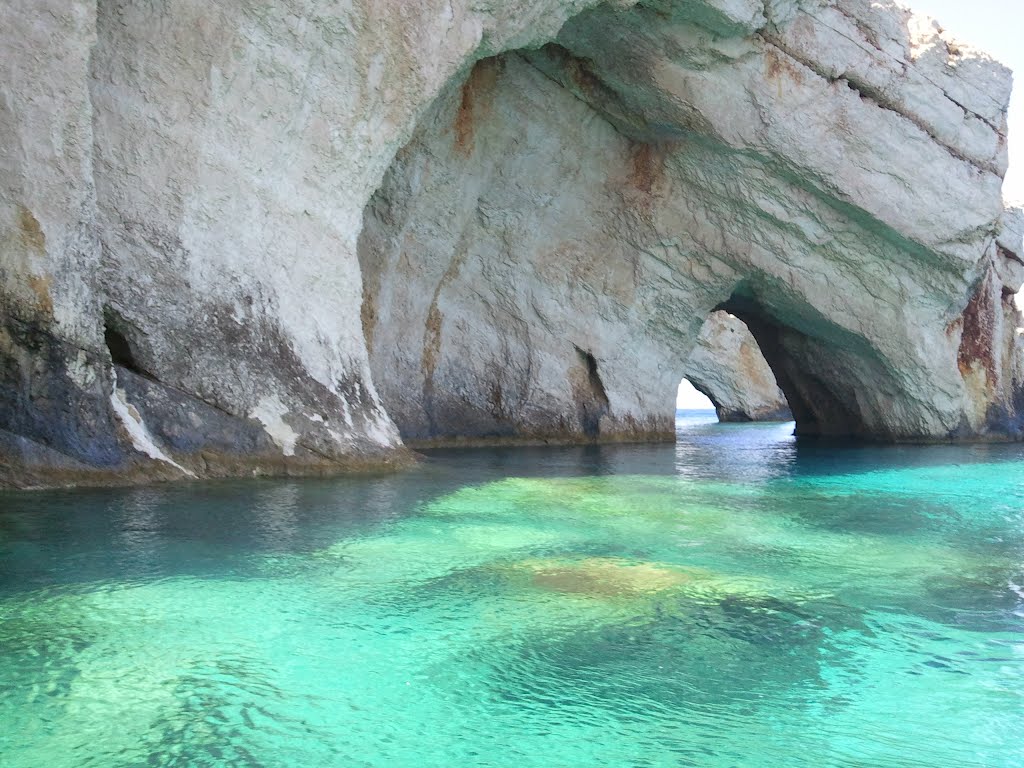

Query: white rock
left=1, top=0, right=1022, bottom=485
left=110, top=370, right=194, bottom=476
left=684, top=313, right=791, bottom=422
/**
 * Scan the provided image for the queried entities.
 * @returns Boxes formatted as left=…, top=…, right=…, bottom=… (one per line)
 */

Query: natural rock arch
left=360, top=32, right=1023, bottom=445
left=1, top=0, right=1023, bottom=486
left=682, top=312, right=791, bottom=424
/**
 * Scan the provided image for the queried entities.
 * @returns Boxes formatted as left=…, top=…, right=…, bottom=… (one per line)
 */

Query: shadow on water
left=0, top=477, right=433, bottom=592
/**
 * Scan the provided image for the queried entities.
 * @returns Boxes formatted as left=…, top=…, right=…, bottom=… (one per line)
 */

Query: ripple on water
left=1, top=427, right=1023, bottom=767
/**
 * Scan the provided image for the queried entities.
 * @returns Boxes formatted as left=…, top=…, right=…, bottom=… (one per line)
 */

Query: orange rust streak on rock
left=957, top=278, right=997, bottom=382
left=454, top=58, right=501, bottom=156
left=17, top=205, right=45, bottom=251
left=27, top=274, right=54, bottom=316
left=629, top=143, right=665, bottom=195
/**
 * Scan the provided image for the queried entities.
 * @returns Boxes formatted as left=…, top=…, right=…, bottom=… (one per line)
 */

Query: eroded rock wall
left=359, top=55, right=693, bottom=445
left=361, top=13, right=1024, bottom=443
left=2, top=0, right=1023, bottom=486
left=531, top=0, right=1024, bottom=439
left=2, top=0, right=622, bottom=485
left=0, top=1, right=135, bottom=487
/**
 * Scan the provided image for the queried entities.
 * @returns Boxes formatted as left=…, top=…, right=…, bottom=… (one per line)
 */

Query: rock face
left=684, top=312, right=791, bottom=422
left=2, top=0, right=1023, bottom=487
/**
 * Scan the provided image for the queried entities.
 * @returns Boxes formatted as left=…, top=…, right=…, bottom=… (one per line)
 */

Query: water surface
left=1, top=415, right=1022, bottom=767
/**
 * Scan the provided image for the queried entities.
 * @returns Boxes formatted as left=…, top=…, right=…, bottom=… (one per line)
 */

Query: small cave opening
left=714, top=286, right=875, bottom=439
left=103, top=309, right=151, bottom=379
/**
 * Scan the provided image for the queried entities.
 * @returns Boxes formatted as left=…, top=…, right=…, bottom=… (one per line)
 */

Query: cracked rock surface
left=2, top=0, right=1022, bottom=487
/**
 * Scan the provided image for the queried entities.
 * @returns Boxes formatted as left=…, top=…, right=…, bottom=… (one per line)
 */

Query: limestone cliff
left=1, top=0, right=1022, bottom=487
left=685, top=312, right=791, bottom=422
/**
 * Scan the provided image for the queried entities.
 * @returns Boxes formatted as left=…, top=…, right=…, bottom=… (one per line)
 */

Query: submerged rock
left=512, top=557, right=706, bottom=597
left=2, top=0, right=1023, bottom=485
left=501, top=556, right=825, bottom=609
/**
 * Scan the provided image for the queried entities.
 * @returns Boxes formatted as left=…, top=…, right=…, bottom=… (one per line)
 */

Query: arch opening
left=676, top=379, right=716, bottom=414
left=358, top=49, right=878, bottom=446
left=716, top=285, right=884, bottom=439
left=678, top=310, right=793, bottom=426
left=357, top=13, right=1014, bottom=448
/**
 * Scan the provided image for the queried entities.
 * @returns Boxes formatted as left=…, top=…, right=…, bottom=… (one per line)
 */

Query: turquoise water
left=1, top=413, right=1023, bottom=767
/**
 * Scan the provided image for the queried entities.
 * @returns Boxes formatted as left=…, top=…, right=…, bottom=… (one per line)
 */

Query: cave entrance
left=714, top=284, right=885, bottom=439
left=358, top=47, right=907, bottom=446
left=103, top=308, right=153, bottom=380
left=678, top=310, right=793, bottom=427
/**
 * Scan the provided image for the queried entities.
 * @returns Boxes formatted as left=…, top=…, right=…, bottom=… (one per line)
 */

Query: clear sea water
left=1, top=411, right=1022, bottom=767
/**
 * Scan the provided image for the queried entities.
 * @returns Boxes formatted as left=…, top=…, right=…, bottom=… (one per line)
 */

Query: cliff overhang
left=1, top=0, right=1022, bottom=487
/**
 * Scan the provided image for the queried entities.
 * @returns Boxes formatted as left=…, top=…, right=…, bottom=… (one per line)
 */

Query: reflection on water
left=0, top=415, right=1022, bottom=767
left=674, top=409, right=796, bottom=482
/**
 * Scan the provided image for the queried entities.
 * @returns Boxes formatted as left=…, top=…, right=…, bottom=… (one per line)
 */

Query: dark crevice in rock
left=828, top=4, right=1006, bottom=130
left=102, top=306, right=163, bottom=385
left=997, top=244, right=1024, bottom=267
left=572, top=346, right=610, bottom=438
left=104, top=323, right=146, bottom=379
left=718, top=289, right=869, bottom=439
left=581, top=348, right=609, bottom=403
